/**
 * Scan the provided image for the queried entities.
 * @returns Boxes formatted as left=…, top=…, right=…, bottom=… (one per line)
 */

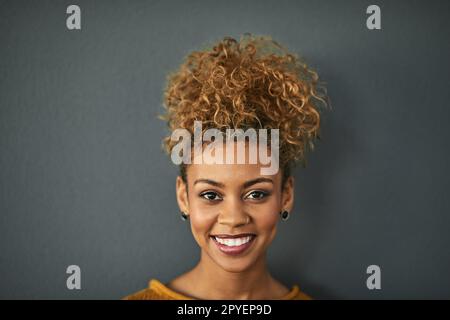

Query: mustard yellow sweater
left=124, top=279, right=312, bottom=300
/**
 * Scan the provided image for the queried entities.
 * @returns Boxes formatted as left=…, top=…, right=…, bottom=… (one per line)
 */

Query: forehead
left=187, top=142, right=281, bottom=185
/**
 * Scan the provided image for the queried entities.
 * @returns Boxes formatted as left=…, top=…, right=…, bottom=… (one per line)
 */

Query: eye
left=245, top=190, right=269, bottom=200
left=199, top=191, right=222, bottom=202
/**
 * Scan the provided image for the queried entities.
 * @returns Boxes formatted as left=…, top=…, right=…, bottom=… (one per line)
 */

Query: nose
left=217, top=197, right=250, bottom=228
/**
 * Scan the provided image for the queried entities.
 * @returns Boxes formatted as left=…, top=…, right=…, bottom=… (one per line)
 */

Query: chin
left=214, top=257, right=257, bottom=273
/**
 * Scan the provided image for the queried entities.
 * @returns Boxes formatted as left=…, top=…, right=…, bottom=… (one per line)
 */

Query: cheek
left=188, top=203, right=217, bottom=245
left=250, top=199, right=280, bottom=238
left=253, top=207, right=279, bottom=231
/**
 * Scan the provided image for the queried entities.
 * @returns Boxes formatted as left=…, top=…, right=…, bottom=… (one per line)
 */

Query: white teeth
left=214, top=236, right=253, bottom=247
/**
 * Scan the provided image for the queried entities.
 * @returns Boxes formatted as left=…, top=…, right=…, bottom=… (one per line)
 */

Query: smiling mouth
left=210, top=234, right=257, bottom=256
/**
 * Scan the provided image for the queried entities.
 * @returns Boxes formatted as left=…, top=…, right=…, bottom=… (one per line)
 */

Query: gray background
left=0, top=0, right=449, bottom=299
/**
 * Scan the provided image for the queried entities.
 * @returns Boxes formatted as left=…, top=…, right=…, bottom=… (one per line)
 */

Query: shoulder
left=122, top=279, right=165, bottom=300
left=285, top=285, right=313, bottom=300
left=122, top=279, right=193, bottom=300
left=122, top=287, right=161, bottom=300
left=271, top=278, right=312, bottom=300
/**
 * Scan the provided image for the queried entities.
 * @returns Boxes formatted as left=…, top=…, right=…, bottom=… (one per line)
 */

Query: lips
left=210, top=233, right=256, bottom=256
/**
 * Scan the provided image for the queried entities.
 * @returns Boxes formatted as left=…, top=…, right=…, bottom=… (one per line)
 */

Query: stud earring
left=280, top=210, right=290, bottom=221
left=180, top=211, right=189, bottom=221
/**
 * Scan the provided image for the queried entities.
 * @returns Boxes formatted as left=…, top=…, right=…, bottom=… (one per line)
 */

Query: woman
left=124, top=34, right=329, bottom=300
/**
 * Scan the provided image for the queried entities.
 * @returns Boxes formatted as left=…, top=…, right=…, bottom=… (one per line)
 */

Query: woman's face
left=175, top=144, right=294, bottom=273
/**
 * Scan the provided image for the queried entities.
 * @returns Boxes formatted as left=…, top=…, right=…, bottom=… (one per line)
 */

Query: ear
left=281, top=176, right=295, bottom=213
left=176, top=176, right=189, bottom=213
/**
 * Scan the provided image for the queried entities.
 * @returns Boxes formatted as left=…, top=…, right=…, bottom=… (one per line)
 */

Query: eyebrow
left=193, top=177, right=274, bottom=189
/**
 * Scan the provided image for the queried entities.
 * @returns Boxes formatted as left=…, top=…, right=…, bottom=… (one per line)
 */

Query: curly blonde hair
left=159, top=34, right=329, bottom=183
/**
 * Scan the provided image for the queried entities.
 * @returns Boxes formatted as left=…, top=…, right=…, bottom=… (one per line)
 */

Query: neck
left=189, top=249, right=274, bottom=300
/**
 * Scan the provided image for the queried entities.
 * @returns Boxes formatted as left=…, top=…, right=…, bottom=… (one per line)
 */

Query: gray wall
left=1, top=0, right=449, bottom=299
